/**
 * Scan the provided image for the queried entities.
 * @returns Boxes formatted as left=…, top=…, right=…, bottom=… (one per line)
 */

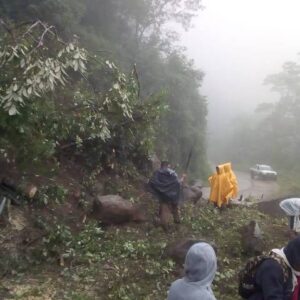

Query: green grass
left=1, top=202, right=290, bottom=300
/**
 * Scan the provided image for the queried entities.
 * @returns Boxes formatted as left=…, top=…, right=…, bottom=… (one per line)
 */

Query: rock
left=92, top=195, right=146, bottom=224
left=24, top=184, right=38, bottom=199
left=8, top=207, right=28, bottom=231
left=164, top=238, right=216, bottom=265
left=254, top=221, right=263, bottom=238
left=231, top=200, right=252, bottom=207
left=149, top=154, right=160, bottom=171
left=73, top=189, right=81, bottom=199
left=91, top=182, right=105, bottom=195
left=240, top=220, right=264, bottom=256
left=182, top=184, right=203, bottom=204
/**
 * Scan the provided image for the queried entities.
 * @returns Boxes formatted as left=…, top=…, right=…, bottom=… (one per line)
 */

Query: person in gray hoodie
left=167, top=242, right=217, bottom=300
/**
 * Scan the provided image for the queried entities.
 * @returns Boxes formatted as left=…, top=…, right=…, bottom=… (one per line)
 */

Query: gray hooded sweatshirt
left=167, top=242, right=217, bottom=300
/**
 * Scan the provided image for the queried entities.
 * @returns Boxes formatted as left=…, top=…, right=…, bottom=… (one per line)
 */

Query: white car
left=250, top=164, right=278, bottom=180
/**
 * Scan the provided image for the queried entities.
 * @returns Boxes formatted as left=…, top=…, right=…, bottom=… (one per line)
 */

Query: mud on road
left=236, top=171, right=279, bottom=202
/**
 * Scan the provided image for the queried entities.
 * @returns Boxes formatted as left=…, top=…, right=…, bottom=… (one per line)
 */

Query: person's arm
left=180, top=173, right=187, bottom=184
left=256, top=260, right=285, bottom=300
left=168, top=168, right=184, bottom=183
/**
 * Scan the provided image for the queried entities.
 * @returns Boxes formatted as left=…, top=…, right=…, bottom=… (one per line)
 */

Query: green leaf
left=8, top=105, right=18, bottom=116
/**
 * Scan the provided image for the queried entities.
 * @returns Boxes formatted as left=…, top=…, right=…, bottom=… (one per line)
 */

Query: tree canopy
left=0, top=0, right=208, bottom=178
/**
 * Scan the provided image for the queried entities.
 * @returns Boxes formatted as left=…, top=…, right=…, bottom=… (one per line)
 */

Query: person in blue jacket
left=167, top=242, right=217, bottom=300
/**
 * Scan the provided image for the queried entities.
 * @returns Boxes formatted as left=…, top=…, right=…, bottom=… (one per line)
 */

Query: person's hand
left=180, top=173, right=187, bottom=183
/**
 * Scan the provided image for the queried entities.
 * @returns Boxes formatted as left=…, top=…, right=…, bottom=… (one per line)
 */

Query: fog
left=2, top=0, right=300, bottom=175
left=181, top=0, right=300, bottom=159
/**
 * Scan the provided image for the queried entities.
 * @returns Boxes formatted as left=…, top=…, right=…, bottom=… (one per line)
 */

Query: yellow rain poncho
left=223, top=162, right=238, bottom=198
left=208, top=172, right=219, bottom=205
left=208, top=163, right=237, bottom=208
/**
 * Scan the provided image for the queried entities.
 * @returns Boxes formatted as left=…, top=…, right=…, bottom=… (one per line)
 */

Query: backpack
left=238, top=253, right=290, bottom=299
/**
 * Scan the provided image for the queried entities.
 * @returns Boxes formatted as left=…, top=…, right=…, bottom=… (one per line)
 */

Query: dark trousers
left=290, top=216, right=295, bottom=230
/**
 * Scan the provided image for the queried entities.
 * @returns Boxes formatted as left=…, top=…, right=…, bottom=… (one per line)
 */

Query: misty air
left=0, top=1, right=300, bottom=299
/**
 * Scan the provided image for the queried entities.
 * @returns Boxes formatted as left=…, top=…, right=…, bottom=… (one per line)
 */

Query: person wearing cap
left=167, top=242, right=217, bottom=300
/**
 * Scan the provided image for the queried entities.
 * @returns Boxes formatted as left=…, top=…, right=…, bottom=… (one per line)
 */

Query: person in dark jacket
left=149, top=161, right=186, bottom=230
left=249, top=236, right=300, bottom=300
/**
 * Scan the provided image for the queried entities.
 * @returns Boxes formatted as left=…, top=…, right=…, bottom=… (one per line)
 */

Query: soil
left=0, top=164, right=295, bottom=300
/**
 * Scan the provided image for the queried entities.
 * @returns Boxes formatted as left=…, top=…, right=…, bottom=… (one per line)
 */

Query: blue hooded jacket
left=167, top=242, right=217, bottom=300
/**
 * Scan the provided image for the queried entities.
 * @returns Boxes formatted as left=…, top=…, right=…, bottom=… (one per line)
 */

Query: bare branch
left=22, top=20, right=44, bottom=38
left=22, top=20, right=56, bottom=49
left=133, top=64, right=141, bottom=100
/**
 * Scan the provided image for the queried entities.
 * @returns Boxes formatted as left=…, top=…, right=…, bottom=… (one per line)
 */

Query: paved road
left=202, top=171, right=279, bottom=202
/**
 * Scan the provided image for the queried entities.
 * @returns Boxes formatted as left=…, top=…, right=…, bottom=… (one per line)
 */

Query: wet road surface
left=202, top=171, right=279, bottom=202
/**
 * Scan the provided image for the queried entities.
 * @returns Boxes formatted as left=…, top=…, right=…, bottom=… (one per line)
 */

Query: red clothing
left=292, top=276, right=300, bottom=300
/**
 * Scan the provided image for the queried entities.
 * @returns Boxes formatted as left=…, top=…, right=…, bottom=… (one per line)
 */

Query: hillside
left=0, top=2, right=296, bottom=299
left=0, top=165, right=290, bottom=299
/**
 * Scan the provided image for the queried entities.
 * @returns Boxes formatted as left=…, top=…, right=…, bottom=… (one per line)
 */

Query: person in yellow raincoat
left=223, top=162, right=238, bottom=199
left=208, top=164, right=235, bottom=208
left=208, top=169, right=219, bottom=205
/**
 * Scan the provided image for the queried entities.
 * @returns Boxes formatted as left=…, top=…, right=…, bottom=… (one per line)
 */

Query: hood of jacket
left=284, top=236, right=300, bottom=272
left=184, top=242, right=217, bottom=285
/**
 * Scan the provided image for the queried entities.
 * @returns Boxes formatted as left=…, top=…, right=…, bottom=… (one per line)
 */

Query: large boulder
left=182, top=184, right=203, bottom=204
left=164, top=238, right=216, bottom=265
left=92, top=195, right=146, bottom=224
left=149, top=154, right=161, bottom=171
left=240, top=220, right=264, bottom=256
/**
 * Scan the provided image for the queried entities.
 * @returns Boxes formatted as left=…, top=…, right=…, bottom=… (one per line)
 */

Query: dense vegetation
left=0, top=2, right=213, bottom=298
left=0, top=3, right=294, bottom=300
left=0, top=0, right=209, bottom=178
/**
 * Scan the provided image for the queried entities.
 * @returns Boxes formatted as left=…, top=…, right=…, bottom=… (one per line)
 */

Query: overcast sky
left=181, top=0, right=300, bottom=135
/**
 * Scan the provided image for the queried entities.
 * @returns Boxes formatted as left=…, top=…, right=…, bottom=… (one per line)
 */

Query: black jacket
left=249, top=258, right=293, bottom=300
left=148, top=168, right=181, bottom=203
left=249, top=236, right=300, bottom=300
